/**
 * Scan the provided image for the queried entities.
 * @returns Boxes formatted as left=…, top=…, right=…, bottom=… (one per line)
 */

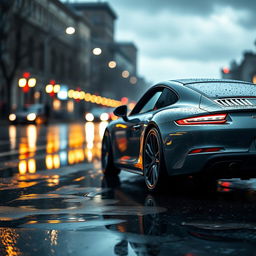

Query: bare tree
left=0, top=0, right=28, bottom=114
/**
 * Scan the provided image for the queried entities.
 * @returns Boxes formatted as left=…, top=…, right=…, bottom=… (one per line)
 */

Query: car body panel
left=110, top=112, right=152, bottom=172
left=105, top=79, right=256, bottom=179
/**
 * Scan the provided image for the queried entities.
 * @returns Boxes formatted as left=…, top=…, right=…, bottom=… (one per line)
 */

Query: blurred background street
left=1, top=122, right=256, bottom=255
left=1, top=0, right=256, bottom=121
left=0, top=0, right=149, bottom=121
left=1, top=0, right=256, bottom=255
left=0, top=122, right=106, bottom=176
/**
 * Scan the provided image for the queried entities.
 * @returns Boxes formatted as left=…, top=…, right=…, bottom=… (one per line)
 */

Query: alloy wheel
left=144, top=130, right=161, bottom=189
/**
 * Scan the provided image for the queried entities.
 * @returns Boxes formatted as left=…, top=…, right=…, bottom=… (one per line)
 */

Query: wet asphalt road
left=1, top=122, right=256, bottom=255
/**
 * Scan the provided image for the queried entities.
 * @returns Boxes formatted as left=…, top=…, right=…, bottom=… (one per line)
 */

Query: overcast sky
left=67, top=0, right=256, bottom=83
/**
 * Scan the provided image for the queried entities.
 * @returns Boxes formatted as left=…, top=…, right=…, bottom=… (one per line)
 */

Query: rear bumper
left=160, top=113, right=256, bottom=178
left=168, top=152, right=256, bottom=178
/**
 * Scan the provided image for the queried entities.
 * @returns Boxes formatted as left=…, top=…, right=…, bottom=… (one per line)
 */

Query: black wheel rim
left=144, top=131, right=160, bottom=189
left=102, top=134, right=110, bottom=169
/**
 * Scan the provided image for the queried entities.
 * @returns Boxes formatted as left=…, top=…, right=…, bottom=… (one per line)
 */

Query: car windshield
left=28, top=106, right=38, bottom=111
left=186, top=82, right=256, bottom=98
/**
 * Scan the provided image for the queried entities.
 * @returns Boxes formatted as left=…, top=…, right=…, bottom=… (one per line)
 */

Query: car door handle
left=132, top=124, right=141, bottom=130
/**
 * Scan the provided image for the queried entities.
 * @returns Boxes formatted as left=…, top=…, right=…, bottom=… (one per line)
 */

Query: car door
left=113, top=87, right=164, bottom=169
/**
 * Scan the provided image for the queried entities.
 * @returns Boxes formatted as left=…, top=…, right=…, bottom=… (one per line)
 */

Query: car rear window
left=186, top=82, right=256, bottom=98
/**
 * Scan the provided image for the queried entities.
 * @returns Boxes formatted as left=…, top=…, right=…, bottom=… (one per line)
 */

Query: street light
left=53, top=84, right=60, bottom=93
left=130, top=76, right=137, bottom=85
left=122, top=70, right=130, bottom=78
left=92, top=47, right=102, bottom=56
left=28, top=78, right=36, bottom=87
left=45, top=84, right=53, bottom=94
left=44, top=26, right=76, bottom=94
left=18, top=72, right=37, bottom=93
left=45, top=80, right=60, bottom=97
left=18, top=78, right=27, bottom=87
left=65, top=26, right=76, bottom=35
left=108, top=61, right=117, bottom=69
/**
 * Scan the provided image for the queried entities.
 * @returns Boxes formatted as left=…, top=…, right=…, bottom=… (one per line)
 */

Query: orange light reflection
left=9, top=125, right=17, bottom=150
left=45, top=154, right=60, bottom=169
left=0, top=228, right=21, bottom=256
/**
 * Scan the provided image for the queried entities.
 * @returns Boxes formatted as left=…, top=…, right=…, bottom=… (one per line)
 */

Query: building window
left=15, top=0, right=24, bottom=9
left=60, top=54, right=65, bottom=78
left=92, top=15, right=102, bottom=25
left=69, top=57, right=73, bottom=79
left=39, top=42, right=44, bottom=71
left=28, top=37, right=34, bottom=67
left=51, top=49, right=56, bottom=74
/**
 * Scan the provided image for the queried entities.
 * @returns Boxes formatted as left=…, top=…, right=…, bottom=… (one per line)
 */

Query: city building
left=0, top=0, right=148, bottom=118
left=69, top=2, right=117, bottom=43
left=116, top=42, right=137, bottom=75
left=221, top=44, right=256, bottom=83
left=67, top=2, right=146, bottom=101
left=0, top=0, right=91, bottom=117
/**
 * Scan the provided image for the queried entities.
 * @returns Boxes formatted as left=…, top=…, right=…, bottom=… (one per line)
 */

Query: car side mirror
left=114, top=105, right=128, bottom=120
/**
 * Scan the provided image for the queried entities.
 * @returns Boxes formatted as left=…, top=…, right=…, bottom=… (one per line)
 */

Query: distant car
left=102, top=79, right=256, bottom=191
left=9, top=104, right=47, bottom=124
left=85, top=107, right=114, bottom=122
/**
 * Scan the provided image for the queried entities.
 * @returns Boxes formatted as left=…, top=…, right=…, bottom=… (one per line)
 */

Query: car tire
left=101, top=130, right=121, bottom=176
left=143, top=127, right=168, bottom=192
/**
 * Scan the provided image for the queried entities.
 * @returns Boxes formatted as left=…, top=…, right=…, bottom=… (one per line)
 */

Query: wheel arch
left=143, top=121, right=164, bottom=147
left=141, top=121, right=166, bottom=170
left=142, top=121, right=169, bottom=191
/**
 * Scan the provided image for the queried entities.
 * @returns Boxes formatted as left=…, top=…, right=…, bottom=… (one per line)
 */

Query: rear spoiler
left=199, top=95, right=256, bottom=113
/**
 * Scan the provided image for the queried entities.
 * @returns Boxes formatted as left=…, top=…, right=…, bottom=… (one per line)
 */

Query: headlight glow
left=9, top=114, right=16, bottom=121
left=85, top=113, right=94, bottom=122
left=100, top=113, right=109, bottom=121
left=27, top=113, right=36, bottom=121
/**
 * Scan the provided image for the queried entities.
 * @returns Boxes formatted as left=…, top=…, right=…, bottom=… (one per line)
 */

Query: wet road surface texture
left=1, top=122, right=256, bottom=255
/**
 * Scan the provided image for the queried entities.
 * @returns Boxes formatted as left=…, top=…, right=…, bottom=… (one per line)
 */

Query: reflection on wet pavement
left=1, top=122, right=108, bottom=176
left=1, top=123, right=256, bottom=255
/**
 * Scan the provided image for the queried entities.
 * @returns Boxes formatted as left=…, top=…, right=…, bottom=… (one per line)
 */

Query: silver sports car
left=102, top=79, right=256, bottom=191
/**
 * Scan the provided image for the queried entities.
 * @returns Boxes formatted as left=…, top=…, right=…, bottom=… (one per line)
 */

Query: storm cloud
left=69, top=0, right=256, bottom=82
left=109, top=0, right=256, bottom=28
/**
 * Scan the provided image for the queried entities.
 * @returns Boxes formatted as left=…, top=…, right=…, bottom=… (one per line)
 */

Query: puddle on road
left=0, top=122, right=106, bottom=179
left=1, top=173, right=256, bottom=256
left=0, top=202, right=166, bottom=222
left=182, top=221, right=256, bottom=245
left=20, top=219, right=127, bottom=230
left=0, top=167, right=167, bottom=233
left=0, top=228, right=177, bottom=256
left=1, top=155, right=256, bottom=256
left=182, top=221, right=256, bottom=230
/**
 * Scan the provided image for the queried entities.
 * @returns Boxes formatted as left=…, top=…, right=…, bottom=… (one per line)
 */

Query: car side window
left=138, top=91, right=162, bottom=114
left=154, top=88, right=178, bottom=110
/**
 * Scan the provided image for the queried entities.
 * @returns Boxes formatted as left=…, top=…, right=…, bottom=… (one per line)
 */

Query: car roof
left=170, top=78, right=253, bottom=86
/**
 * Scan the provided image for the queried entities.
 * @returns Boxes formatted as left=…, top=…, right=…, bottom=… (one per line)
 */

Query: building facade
left=0, top=0, right=148, bottom=118
left=0, top=0, right=91, bottom=117
left=68, top=2, right=146, bottom=102
left=221, top=48, right=256, bottom=84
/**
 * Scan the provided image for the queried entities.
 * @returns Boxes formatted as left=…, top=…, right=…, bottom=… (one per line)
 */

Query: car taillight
left=175, top=114, right=227, bottom=125
left=189, top=147, right=223, bottom=154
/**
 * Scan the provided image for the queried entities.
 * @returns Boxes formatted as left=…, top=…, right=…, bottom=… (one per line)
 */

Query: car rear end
left=164, top=80, right=256, bottom=178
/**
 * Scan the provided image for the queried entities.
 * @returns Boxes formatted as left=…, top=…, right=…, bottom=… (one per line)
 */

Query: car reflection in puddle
left=1, top=155, right=256, bottom=255
left=100, top=174, right=256, bottom=256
